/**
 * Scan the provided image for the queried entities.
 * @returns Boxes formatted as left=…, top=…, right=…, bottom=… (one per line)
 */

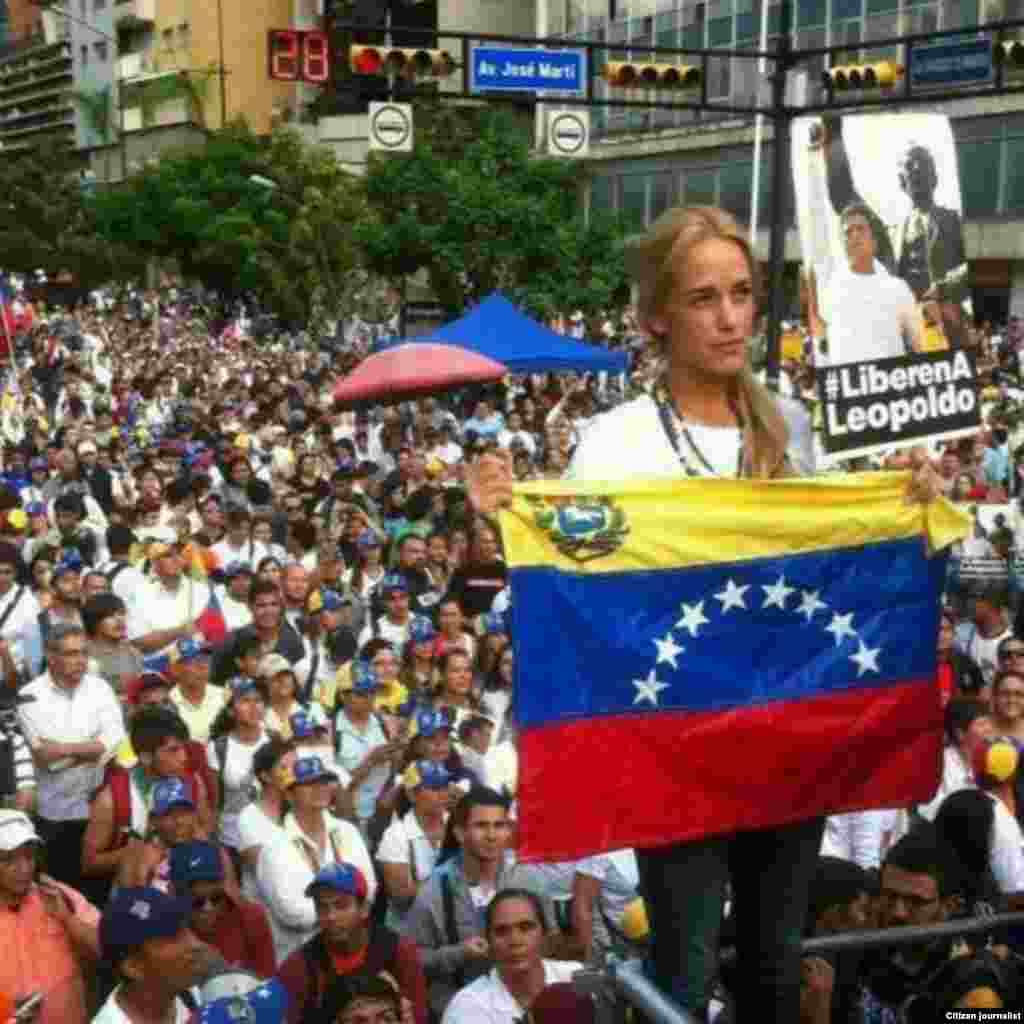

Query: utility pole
left=764, top=0, right=795, bottom=392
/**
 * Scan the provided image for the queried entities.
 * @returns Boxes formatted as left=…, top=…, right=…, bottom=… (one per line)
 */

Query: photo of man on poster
left=810, top=115, right=970, bottom=353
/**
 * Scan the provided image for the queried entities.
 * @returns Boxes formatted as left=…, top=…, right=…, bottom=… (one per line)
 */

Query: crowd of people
left=0, top=218, right=1024, bottom=1024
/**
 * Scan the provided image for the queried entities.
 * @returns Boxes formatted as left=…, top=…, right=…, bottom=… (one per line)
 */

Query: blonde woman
left=467, top=206, right=939, bottom=1021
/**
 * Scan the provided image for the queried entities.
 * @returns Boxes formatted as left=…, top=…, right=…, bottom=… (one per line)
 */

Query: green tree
left=89, top=121, right=367, bottom=327
left=0, top=136, right=127, bottom=291
left=358, top=105, right=631, bottom=322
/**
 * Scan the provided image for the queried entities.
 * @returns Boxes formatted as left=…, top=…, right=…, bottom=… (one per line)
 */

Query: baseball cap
left=380, top=572, right=408, bottom=595
left=223, top=561, right=252, bottom=579
left=349, top=660, right=380, bottom=695
left=51, top=552, right=83, bottom=580
left=402, top=760, right=451, bottom=791
left=287, top=755, right=338, bottom=788
left=24, top=500, right=45, bottom=516
left=169, top=840, right=224, bottom=887
left=290, top=709, right=324, bottom=740
left=124, top=671, right=172, bottom=706
left=257, top=653, right=293, bottom=679
left=409, top=616, right=436, bottom=644
left=151, top=777, right=196, bottom=817
left=973, top=736, right=1019, bottom=787
left=0, top=810, right=42, bottom=852
left=413, top=707, right=451, bottom=738
left=305, top=862, right=369, bottom=901
left=307, top=588, right=345, bottom=615
left=229, top=676, right=261, bottom=701
left=479, top=611, right=507, bottom=636
left=175, top=637, right=210, bottom=663
left=28, top=457, right=47, bottom=472
left=100, top=887, right=191, bottom=967
left=356, top=529, right=381, bottom=550
left=197, top=980, right=289, bottom=1024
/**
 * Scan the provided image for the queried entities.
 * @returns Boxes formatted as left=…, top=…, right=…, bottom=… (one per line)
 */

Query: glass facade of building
left=547, top=0, right=1023, bottom=134
left=589, top=112, right=1024, bottom=231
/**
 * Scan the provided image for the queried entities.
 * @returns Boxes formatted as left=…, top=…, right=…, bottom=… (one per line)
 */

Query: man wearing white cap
left=0, top=810, right=100, bottom=1024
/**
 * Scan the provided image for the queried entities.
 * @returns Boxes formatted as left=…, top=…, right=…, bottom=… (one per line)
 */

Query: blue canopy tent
left=403, top=293, right=630, bottom=375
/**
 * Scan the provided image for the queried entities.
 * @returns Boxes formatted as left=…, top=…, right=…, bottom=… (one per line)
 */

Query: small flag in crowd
left=194, top=587, right=227, bottom=647
left=500, top=472, right=969, bottom=862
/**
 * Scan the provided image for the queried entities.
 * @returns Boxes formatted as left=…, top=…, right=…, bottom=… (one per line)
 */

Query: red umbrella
left=333, top=342, right=508, bottom=408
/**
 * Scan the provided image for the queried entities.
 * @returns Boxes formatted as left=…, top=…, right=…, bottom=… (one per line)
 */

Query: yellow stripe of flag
left=499, top=471, right=969, bottom=574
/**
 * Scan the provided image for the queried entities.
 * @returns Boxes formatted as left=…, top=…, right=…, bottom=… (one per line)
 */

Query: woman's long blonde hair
left=625, top=205, right=790, bottom=479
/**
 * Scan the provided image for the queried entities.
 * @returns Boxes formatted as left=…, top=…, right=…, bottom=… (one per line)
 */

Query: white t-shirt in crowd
left=237, top=801, right=285, bottom=900
left=206, top=731, right=266, bottom=849
left=377, top=809, right=445, bottom=927
left=988, top=792, right=1024, bottom=894
left=442, top=961, right=582, bottom=1024
left=821, top=809, right=900, bottom=870
left=821, top=266, right=917, bottom=366
left=92, top=989, right=193, bottom=1023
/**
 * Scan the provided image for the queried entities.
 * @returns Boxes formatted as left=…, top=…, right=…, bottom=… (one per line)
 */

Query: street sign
left=548, top=110, right=590, bottom=158
left=909, top=37, right=992, bottom=87
left=470, top=46, right=587, bottom=97
left=368, top=102, right=413, bottom=153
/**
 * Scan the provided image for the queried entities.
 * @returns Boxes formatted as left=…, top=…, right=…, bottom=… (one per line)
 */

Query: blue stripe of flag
left=510, top=537, right=947, bottom=729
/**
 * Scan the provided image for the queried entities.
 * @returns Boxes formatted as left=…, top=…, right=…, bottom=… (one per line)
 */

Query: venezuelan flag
left=500, top=472, right=968, bottom=862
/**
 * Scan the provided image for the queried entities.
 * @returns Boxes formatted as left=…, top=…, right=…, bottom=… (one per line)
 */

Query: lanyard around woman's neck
left=651, top=375, right=746, bottom=479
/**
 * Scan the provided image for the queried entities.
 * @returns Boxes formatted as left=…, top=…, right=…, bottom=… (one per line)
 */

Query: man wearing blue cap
left=217, top=562, right=253, bottom=633
left=276, top=862, right=427, bottom=1024
left=294, top=588, right=357, bottom=705
left=168, top=638, right=224, bottom=744
left=195, top=979, right=289, bottom=1024
left=93, top=886, right=205, bottom=1023
left=358, top=574, right=415, bottom=657
left=336, top=663, right=402, bottom=834
left=169, top=840, right=276, bottom=979
left=378, top=761, right=452, bottom=930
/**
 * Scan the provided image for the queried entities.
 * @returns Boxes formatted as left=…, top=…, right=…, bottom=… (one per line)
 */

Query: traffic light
left=604, top=61, right=701, bottom=88
left=822, top=60, right=903, bottom=90
left=349, top=45, right=456, bottom=78
left=994, top=39, right=1024, bottom=69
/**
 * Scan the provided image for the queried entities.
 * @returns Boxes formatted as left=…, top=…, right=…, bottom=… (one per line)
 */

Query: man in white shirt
left=442, top=889, right=581, bottom=1023
left=99, top=525, right=146, bottom=621
left=218, top=562, right=254, bottom=633
left=167, top=638, right=225, bottom=744
left=93, top=886, right=203, bottom=1023
left=128, top=542, right=210, bottom=657
left=18, top=623, right=125, bottom=900
left=821, top=206, right=924, bottom=367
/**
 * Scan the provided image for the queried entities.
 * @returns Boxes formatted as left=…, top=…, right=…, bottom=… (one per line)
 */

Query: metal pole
left=749, top=0, right=771, bottom=243
left=216, top=0, right=227, bottom=127
left=535, top=0, right=548, bottom=152
left=764, top=0, right=793, bottom=393
left=609, top=961, right=702, bottom=1024
left=119, top=65, right=127, bottom=180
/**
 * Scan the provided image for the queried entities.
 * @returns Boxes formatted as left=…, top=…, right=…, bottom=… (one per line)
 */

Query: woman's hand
left=904, top=447, right=940, bottom=506
left=465, top=451, right=515, bottom=516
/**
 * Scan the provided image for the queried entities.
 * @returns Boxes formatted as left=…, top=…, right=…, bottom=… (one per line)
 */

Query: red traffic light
left=350, top=45, right=384, bottom=74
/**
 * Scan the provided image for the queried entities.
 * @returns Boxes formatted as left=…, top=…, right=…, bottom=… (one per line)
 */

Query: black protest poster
left=817, top=349, right=981, bottom=462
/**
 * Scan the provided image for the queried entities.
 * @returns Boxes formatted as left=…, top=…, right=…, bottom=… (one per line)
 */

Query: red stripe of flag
left=516, top=679, right=943, bottom=863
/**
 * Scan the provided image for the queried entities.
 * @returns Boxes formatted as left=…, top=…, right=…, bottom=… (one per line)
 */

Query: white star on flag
left=653, top=632, right=684, bottom=669
left=633, top=669, right=670, bottom=706
left=825, top=612, right=857, bottom=646
left=797, top=589, right=828, bottom=622
left=762, top=575, right=795, bottom=610
left=676, top=600, right=709, bottom=637
left=850, top=641, right=881, bottom=677
left=714, top=579, right=750, bottom=613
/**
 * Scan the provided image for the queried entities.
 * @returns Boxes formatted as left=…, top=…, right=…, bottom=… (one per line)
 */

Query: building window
left=93, top=0, right=106, bottom=9
left=93, top=40, right=107, bottom=61
left=621, top=173, right=647, bottom=229
left=80, top=44, right=88, bottom=66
